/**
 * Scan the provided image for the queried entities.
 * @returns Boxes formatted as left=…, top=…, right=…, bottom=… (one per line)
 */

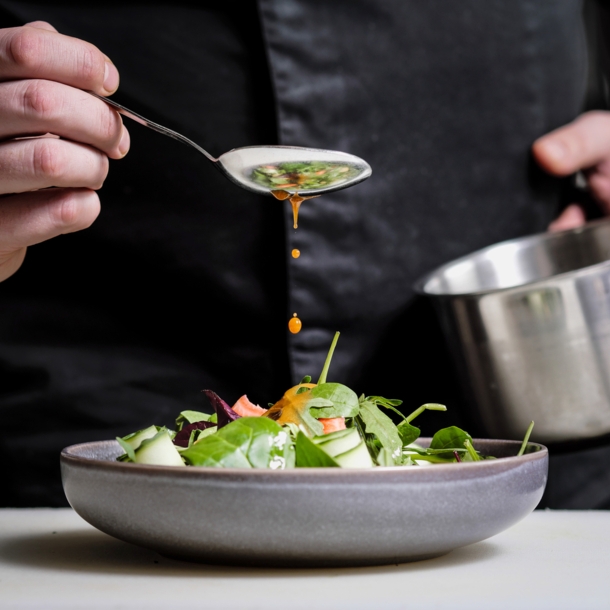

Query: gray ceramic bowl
left=61, top=439, right=547, bottom=567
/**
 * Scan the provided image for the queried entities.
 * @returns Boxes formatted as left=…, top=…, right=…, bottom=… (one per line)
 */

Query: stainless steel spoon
left=91, top=93, right=372, bottom=196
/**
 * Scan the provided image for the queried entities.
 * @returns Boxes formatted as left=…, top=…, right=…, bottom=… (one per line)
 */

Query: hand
left=0, top=21, right=129, bottom=281
left=532, top=110, right=610, bottom=232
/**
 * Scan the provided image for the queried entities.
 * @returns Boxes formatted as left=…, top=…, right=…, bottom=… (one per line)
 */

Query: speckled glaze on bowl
left=61, top=439, right=547, bottom=567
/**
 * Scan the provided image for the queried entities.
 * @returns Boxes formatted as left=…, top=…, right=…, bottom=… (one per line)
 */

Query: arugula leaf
left=308, top=383, right=359, bottom=418
left=182, top=417, right=294, bottom=469
left=295, top=432, right=339, bottom=467
left=366, top=396, right=404, bottom=419
left=358, top=400, right=402, bottom=462
left=429, top=426, right=473, bottom=457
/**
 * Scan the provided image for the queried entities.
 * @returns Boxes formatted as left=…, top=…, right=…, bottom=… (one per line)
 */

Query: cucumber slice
left=312, top=428, right=360, bottom=457
left=335, top=440, right=374, bottom=468
left=134, top=429, right=185, bottom=467
left=120, top=425, right=159, bottom=451
left=312, top=428, right=352, bottom=444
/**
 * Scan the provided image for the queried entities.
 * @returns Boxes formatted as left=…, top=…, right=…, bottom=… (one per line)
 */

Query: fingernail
left=103, top=60, right=120, bottom=94
left=118, top=125, right=130, bottom=156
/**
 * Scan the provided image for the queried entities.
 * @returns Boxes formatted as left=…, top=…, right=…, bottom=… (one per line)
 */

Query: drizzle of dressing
left=272, top=189, right=318, bottom=335
left=271, top=190, right=320, bottom=229
left=288, top=313, right=302, bottom=334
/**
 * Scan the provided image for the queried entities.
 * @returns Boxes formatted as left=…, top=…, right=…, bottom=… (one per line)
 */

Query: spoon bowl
left=92, top=93, right=372, bottom=196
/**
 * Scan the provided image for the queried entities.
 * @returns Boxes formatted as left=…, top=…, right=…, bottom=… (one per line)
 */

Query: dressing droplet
left=288, top=313, right=302, bottom=334
left=291, top=249, right=300, bottom=259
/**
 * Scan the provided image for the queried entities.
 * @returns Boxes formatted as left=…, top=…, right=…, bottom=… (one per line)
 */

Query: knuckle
left=7, top=28, right=44, bottom=71
left=21, top=80, right=58, bottom=121
left=32, top=139, right=65, bottom=181
left=49, top=190, right=100, bottom=231
left=50, top=193, right=80, bottom=229
left=77, top=45, right=104, bottom=86
left=98, top=109, right=120, bottom=146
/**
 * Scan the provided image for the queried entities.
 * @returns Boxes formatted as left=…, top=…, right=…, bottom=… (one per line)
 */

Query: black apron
left=0, top=0, right=605, bottom=509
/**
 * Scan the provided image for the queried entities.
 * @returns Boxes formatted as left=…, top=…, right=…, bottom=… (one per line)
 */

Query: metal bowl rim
left=414, top=217, right=610, bottom=298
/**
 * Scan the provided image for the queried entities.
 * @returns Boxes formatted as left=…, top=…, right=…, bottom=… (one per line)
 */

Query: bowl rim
left=413, top=217, right=610, bottom=298
left=61, top=438, right=548, bottom=481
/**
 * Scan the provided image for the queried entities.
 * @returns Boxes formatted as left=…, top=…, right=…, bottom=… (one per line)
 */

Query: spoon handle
left=89, top=92, right=217, bottom=162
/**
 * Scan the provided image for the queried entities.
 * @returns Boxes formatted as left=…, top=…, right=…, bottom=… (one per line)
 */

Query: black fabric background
left=0, top=0, right=608, bottom=508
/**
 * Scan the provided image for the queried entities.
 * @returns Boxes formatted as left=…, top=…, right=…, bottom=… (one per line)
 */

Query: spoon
left=91, top=93, right=372, bottom=196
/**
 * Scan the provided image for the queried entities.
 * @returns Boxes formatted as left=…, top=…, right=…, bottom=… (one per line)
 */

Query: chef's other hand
left=0, top=21, right=129, bottom=281
left=533, top=111, right=610, bottom=232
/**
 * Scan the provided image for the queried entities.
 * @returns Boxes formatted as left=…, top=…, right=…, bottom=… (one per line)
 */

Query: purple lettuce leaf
left=173, top=420, right=216, bottom=448
left=203, top=389, right=241, bottom=429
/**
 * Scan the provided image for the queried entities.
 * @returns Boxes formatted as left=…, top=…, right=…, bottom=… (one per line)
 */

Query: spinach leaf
left=429, top=426, right=473, bottom=456
left=358, top=400, right=402, bottom=462
left=182, top=417, right=294, bottom=469
left=295, top=431, right=339, bottom=467
left=396, top=420, right=421, bottom=446
left=308, top=383, right=360, bottom=418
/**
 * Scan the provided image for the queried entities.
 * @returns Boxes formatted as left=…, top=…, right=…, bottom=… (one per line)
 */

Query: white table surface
left=0, top=508, right=608, bottom=610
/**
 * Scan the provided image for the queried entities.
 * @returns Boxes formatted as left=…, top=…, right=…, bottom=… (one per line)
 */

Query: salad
left=116, top=333, right=534, bottom=468
left=251, top=161, right=360, bottom=191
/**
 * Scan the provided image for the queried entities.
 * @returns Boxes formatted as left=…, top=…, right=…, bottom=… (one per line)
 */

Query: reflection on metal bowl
left=415, top=218, right=610, bottom=443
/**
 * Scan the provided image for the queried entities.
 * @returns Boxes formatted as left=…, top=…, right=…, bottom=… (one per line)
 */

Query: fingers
left=0, top=25, right=119, bottom=95
left=0, top=137, right=109, bottom=194
left=24, top=21, right=58, bottom=33
left=548, top=204, right=586, bottom=233
left=533, top=111, right=610, bottom=176
left=0, top=79, right=129, bottom=158
left=0, top=188, right=100, bottom=281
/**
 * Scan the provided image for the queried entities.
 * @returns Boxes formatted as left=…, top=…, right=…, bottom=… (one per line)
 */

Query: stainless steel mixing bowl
left=415, top=218, right=610, bottom=443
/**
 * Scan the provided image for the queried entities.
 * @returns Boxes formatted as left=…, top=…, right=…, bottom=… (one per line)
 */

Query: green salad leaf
left=308, top=383, right=360, bottom=418
left=357, top=399, right=403, bottom=464
left=429, top=426, right=473, bottom=458
left=182, top=417, right=294, bottom=469
left=295, top=432, right=340, bottom=467
left=175, top=410, right=216, bottom=431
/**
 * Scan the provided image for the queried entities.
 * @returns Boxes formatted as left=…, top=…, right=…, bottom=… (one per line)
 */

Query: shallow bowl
left=61, top=439, right=547, bottom=567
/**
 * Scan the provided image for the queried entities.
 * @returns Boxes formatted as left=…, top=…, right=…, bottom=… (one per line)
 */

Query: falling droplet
left=291, top=249, right=300, bottom=259
left=288, top=313, right=302, bottom=334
